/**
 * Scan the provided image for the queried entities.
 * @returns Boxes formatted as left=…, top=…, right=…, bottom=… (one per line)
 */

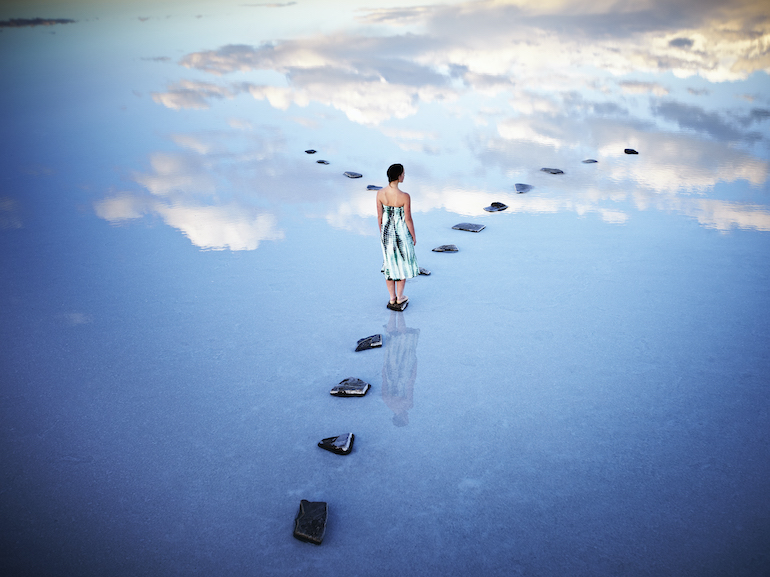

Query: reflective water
left=2, top=1, right=769, bottom=575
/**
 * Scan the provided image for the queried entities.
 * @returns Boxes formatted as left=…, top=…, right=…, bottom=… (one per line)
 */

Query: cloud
left=151, top=80, right=239, bottom=110
left=0, top=18, right=76, bottom=28
left=653, top=100, right=762, bottom=142
left=619, top=81, right=670, bottom=96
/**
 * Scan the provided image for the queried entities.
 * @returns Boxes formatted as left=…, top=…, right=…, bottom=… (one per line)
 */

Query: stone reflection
left=381, top=310, right=419, bottom=428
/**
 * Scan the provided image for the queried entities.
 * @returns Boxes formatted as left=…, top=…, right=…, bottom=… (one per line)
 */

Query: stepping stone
left=387, top=300, right=408, bottom=312
left=418, top=267, right=431, bottom=275
left=432, top=244, right=458, bottom=252
left=367, top=185, right=382, bottom=190
left=515, top=183, right=532, bottom=193
left=344, top=172, right=362, bottom=178
left=305, top=149, right=316, bottom=154
left=293, top=500, right=327, bottom=545
left=318, top=433, right=354, bottom=455
left=355, top=334, right=382, bottom=351
left=330, top=377, right=371, bottom=396
left=452, top=223, right=485, bottom=232
left=582, top=159, right=598, bottom=163
left=484, top=202, right=508, bottom=212
left=624, top=148, right=638, bottom=154
left=317, top=160, right=329, bottom=164
left=541, top=168, right=563, bottom=174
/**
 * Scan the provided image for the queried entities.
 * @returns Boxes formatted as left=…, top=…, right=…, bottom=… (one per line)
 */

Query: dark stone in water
left=330, top=377, right=371, bottom=396
left=452, top=223, right=486, bottom=232
left=432, top=244, right=458, bottom=252
left=318, top=433, right=354, bottom=455
left=387, top=299, right=408, bottom=311
left=541, top=168, right=563, bottom=174
left=355, top=334, right=382, bottom=351
left=367, top=185, right=382, bottom=190
left=305, top=149, right=316, bottom=154
left=317, top=160, right=329, bottom=164
left=582, top=159, right=598, bottom=163
left=484, top=202, right=508, bottom=212
left=344, top=171, right=362, bottom=178
left=418, top=267, right=431, bottom=275
left=515, top=183, right=532, bottom=193
left=624, top=148, right=638, bottom=154
left=293, top=500, right=328, bottom=545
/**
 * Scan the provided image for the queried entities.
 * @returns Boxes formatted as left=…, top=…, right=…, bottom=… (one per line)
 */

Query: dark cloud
left=0, top=18, right=75, bottom=28
left=688, top=87, right=711, bottom=96
left=653, top=100, right=762, bottom=142
left=669, top=37, right=694, bottom=48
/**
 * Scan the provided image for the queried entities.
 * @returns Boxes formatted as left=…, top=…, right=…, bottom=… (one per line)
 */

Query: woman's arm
left=403, top=193, right=416, bottom=246
left=376, top=193, right=384, bottom=230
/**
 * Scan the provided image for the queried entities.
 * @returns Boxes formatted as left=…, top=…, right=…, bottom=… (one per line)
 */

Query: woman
left=377, top=163, right=419, bottom=309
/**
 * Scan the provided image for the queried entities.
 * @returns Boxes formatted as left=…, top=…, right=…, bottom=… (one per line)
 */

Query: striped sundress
left=380, top=205, right=419, bottom=281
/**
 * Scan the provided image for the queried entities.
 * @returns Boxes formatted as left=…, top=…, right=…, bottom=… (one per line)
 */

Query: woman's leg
left=396, top=280, right=407, bottom=303
left=386, top=279, right=397, bottom=303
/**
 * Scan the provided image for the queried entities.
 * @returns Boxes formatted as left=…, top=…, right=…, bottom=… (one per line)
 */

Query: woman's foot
left=396, top=295, right=408, bottom=305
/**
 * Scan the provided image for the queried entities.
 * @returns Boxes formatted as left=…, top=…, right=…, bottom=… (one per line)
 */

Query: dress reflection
left=381, top=310, right=419, bottom=427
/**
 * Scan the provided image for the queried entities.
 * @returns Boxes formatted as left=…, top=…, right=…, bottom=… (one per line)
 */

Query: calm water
left=2, top=1, right=769, bottom=575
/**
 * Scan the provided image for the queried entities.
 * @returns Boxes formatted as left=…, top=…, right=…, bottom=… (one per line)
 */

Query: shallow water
left=1, top=1, right=769, bottom=575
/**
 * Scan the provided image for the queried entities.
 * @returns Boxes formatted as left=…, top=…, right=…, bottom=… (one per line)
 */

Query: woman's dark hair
left=387, top=163, right=404, bottom=183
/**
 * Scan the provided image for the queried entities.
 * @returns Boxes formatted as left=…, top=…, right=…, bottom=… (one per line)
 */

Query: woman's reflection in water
left=382, top=310, right=419, bottom=427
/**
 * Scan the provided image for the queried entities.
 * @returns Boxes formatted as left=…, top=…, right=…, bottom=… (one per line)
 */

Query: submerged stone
left=582, top=159, right=598, bottom=163
left=541, top=168, right=564, bottom=174
left=624, top=148, right=639, bottom=154
left=317, top=160, right=329, bottom=164
left=318, top=433, right=354, bottom=455
left=305, top=149, right=316, bottom=154
left=367, top=185, right=382, bottom=190
left=418, top=267, right=431, bottom=275
left=515, top=183, right=532, bottom=193
left=355, top=334, right=382, bottom=351
left=484, top=202, right=508, bottom=212
left=432, top=244, right=458, bottom=252
left=344, top=171, right=362, bottom=178
left=452, top=223, right=486, bottom=232
left=330, top=377, right=371, bottom=396
left=293, top=500, right=327, bottom=545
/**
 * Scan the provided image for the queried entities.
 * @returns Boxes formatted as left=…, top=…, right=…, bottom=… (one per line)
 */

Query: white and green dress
left=380, top=205, right=419, bottom=281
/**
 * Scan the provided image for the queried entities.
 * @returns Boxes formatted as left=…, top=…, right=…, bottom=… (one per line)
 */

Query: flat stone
left=452, top=223, right=486, bottom=232
left=318, top=433, right=354, bottom=455
left=317, top=160, right=329, bottom=164
left=387, top=300, right=408, bottom=311
left=293, top=500, right=327, bottom=545
left=515, top=183, right=532, bottom=193
left=418, top=267, right=431, bottom=275
left=305, top=149, right=316, bottom=154
left=432, top=244, right=458, bottom=252
left=582, top=159, right=598, bottom=163
left=355, top=334, right=382, bottom=351
left=344, top=171, right=362, bottom=178
left=330, top=377, right=371, bottom=396
left=367, top=185, right=382, bottom=190
left=541, top=168, right=564, bottom=174
left=484, top=202, right=508, bottom=212
left=624, top=148, right=638, bottom=154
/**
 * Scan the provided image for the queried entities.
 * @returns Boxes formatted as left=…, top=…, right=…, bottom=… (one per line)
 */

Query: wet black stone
left=432, top=244, right=458, bottom=252
left=541, top=168, right=564, bottom=174
left=387, top=300, right=408, bottom=311
left=318, top=433, right=354, bottom=455
left=355, top=334, right=382, bottom=351
left=293, top=500, right=327, bottom=545
left=582, top=159, right=598, bottom=163
left=317, top=160, right=329, bottom=164
left=330, top=377, right=371, bottom=396
left=484, top=202, right=508, bottom=212
left=452, top=223, right=486, bottom=232
left=624, top=149, right=638, bottom=154
left=305, top=149, right=316, bottom=154
left=515, top=183, right=532, bottom=193
left=418, top=267, right=431, bottom=275
left=367, top=185, right=382, bottom=190
left=344, top=171, right=362, bottom=178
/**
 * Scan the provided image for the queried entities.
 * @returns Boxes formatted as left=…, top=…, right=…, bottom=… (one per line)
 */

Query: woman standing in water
left=377, top=163, right=419, bottom=309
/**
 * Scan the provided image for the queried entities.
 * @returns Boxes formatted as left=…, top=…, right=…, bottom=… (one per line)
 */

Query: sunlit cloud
left=619, top=81, right=670, bottom=96
left=0, top=197, right=22, bottom=230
